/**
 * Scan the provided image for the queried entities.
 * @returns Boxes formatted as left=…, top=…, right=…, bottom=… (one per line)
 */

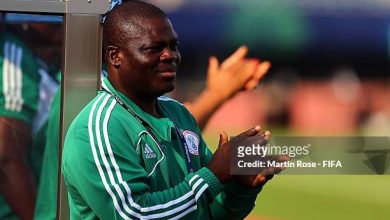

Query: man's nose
left=160, top=48, right=178, bottom=62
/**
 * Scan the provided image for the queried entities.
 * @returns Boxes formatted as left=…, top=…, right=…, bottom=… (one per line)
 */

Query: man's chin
left=155, top=84, right=175, bottom=97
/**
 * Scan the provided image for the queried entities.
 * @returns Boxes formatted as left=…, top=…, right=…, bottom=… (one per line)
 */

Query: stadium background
left=162, top=1, right=390, bottom=219
left=2, top=0, right=390, bottom=219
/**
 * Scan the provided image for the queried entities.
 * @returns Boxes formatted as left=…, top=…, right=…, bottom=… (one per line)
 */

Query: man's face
left=117, top=17, right=181, bottom=98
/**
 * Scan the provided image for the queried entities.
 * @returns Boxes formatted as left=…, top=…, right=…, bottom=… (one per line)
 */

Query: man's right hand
left=207, top=125, right=266, bottom=183
left=236, top=154, right=289, bottom=188
left=207, top=126, right=288, bottom=187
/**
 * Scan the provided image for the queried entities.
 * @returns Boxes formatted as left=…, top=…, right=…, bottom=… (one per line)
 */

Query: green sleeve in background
left=0, top=33, right=40, bottom=124
left=34, top=89, right=61, bottom=220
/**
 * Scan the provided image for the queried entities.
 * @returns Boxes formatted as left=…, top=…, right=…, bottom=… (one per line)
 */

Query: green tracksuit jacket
left=62, top=78, right=262, bottom=220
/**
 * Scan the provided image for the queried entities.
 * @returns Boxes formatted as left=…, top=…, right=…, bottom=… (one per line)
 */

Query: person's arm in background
left=0, top=33, right=40, bottom=220
left=0, top=118, right=36, bottom=220
left=184, top=46, right=271, bottom=129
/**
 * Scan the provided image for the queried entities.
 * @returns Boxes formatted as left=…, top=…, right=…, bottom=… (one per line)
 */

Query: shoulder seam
left=157, top=96, right=183, bottom=106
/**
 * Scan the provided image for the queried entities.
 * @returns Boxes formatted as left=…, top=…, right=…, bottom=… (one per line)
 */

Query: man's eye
left=145, top=46, right=163, bottom=52
left=171, top=42, right=179, bottom=51
left=171, top=44, right=178, bottom=51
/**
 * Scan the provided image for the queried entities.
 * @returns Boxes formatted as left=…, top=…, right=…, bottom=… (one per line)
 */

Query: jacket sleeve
left=62, top=106, right=222, bottom=220
left=205, top=146, right=262, bottom=219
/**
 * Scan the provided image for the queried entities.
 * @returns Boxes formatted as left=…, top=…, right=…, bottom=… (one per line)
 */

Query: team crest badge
left=182, top=130, right=199, bottom=156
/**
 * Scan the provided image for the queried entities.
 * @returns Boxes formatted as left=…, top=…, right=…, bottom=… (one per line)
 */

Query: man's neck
left=129, top=94, right=161, bottom=118
left=107, top=75, right=162, bottom=118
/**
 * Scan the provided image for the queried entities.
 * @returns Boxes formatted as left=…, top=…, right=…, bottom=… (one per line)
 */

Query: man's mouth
left=159, top=68, right=177, bottom=78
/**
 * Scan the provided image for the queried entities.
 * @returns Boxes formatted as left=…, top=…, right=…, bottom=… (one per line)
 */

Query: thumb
left=218, top=131, right=229, bottom=147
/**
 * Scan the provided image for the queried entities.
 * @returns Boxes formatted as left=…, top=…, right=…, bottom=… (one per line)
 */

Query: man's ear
left=106, top=46, right=121, bottom=68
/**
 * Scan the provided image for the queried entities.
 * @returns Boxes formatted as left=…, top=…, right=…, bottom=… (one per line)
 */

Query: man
left=35, top=48, right=269, bottom=220
left=62, top=1, right=282, bottom=219
left=35, top=27, right=270, bottom=220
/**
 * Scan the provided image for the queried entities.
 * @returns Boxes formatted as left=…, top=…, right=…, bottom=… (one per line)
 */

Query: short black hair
left=103, top=0, right=167, bottom=57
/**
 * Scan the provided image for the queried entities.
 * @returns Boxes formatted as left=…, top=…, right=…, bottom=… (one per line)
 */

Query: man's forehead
left=122, top=16, right=177, bottom=40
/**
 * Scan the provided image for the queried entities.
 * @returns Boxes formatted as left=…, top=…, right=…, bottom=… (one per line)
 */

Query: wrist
left=207, top=160, right=231, bottom=183
left=187, top=168, right=222, bottom=199
left=229, top=179, right=263, bottom=194
left=203, top=87, right=229, bottom=103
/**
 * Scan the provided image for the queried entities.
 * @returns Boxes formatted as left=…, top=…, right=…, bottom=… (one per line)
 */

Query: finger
left=227, top=59, right=257, bottom=90
left=252, top=174, right=266, bottom=186
left=276, top=155, right=291, bottom=162
left=238, top=125, right=262, bottom=137
left=208, top=56, right=219, bottom=78
left=253, top=61, right=271, bottom=81
left=244, top=80, right=258, bottom=91
left=245, top=61, right=271, bottom=90
left=239, top=59, right=259, bottom=81
left=252, top=173, right=274, bottom=187
left=218, top=131, right=229, bottom=147
left=264, top=166, right=285, bottom=176
left=264, top=130, right=271, bottom=141
left=221, top=46, right=248, bottom=70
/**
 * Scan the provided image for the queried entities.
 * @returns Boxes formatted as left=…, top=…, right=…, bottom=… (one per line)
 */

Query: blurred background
left=157, top=1, right=390, bottom=219
left=1, top=0, right=390, bottom=219
left=159, top=0, right=390, bottom=137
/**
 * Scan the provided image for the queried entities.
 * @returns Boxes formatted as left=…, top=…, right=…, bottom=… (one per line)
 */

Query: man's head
left=103, top=0, right=181, bottom=100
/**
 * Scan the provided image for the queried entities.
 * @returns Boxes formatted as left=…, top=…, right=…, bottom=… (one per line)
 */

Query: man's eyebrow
left=126, top=35, right=143, bottom=40
left=147, top=38, right=179, bottom=45
left=169, top=38, right=179, bottom=44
